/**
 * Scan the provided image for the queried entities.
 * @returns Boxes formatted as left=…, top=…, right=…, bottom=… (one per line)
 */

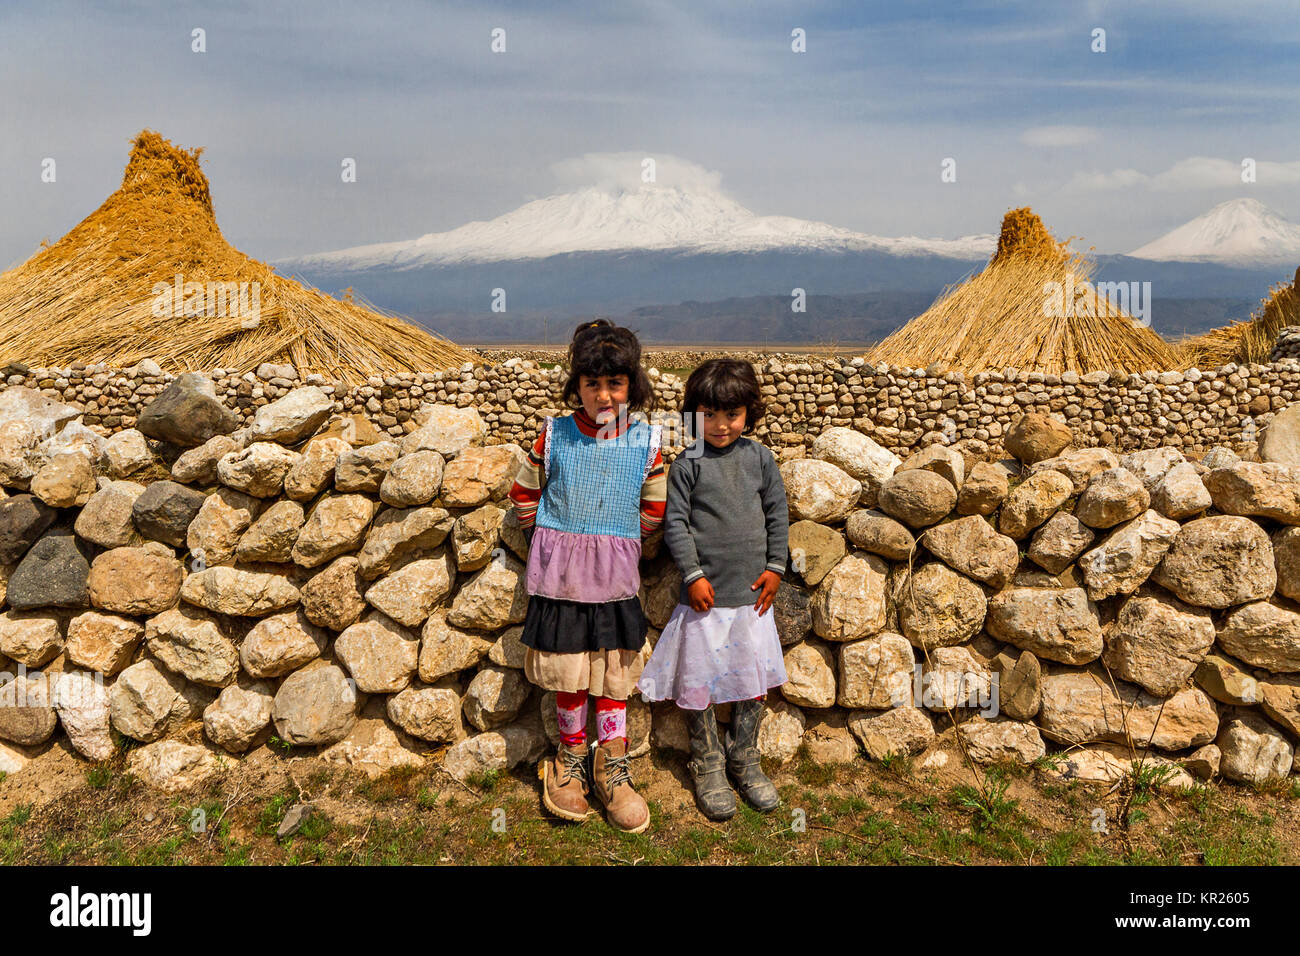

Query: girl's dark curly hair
left=560, top=319, right=655, bottom=412
left=681, top=359, right=765, bottom=437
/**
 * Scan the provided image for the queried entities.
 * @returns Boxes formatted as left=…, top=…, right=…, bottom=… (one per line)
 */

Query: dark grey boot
left=684, top=706, right=737, bottom=821
left=726, top=698, right=780, bottom=812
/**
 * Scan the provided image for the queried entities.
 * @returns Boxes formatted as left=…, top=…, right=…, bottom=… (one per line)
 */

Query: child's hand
left=750, top=570, right=781, bottom=616
left=688, top=577, right=715, bottom=612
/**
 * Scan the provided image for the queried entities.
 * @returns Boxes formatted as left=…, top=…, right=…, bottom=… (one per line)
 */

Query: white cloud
left=1066, top=156, right=1300, bottom=191
left=1020, top=125, right=1099, bottom=147
left=549, top=152, right=726, bottom=195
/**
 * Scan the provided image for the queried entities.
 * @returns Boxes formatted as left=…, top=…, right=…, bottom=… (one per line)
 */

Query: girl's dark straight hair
left=681, top=359, right=765, bottom=436
left=561, top=318, right=655, bottom=412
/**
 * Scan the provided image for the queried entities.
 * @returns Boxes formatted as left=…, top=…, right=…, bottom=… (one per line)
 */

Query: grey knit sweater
left=662, top=436, right=789, bottom=607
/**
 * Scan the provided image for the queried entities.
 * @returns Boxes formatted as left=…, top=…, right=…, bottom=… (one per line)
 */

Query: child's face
left=699, top=406, right=746, bottom=448
left=579, top=374, right=629, bottom=425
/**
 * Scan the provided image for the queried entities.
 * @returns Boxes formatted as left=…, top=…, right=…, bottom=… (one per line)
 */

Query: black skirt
left=520, top=594, right=648, bottom=653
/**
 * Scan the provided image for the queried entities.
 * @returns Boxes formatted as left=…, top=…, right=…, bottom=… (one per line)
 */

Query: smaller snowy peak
left=1128, top=198, right=1300, bottom=266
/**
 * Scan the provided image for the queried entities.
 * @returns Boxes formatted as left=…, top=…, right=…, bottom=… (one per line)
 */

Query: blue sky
left=1, top=0, right=1297, bottom=268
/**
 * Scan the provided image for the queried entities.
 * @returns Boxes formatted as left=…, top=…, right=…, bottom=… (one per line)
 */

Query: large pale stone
left=782, top=458, right=862, bottom=523
left=248, top=386, right=335, bottom=444
left=1273, top=526, right=1300, bottom=602
left=447, top=554, right=528, bottom=631
left=127, top=740, right=221, bottom=792
left=0, top=673, right=57, bottom=745
left=203, top=681, right=274, bottom=752
left=299, top=555, right=367, bottom=631
left=145, top=605, right=239, bottom=687
left=1005, top=413, right=1072, bottom=464
left=809, top=427, right=900, bottom=507
left=844, top=509, right=914, bottom=561
left=921, top=515, right=1018, bottom=589
left=956, top=716, right=1045, bottom=765
left=780, top=640, right=837, bottom=709
left=787, top=520, right=846, bottom=586
left=235, top=499, right=305, bottom=562
left=957, top=461, right=1010, bottom=516
left=998, top=470, right=1073, bottom=539
left=216, top=442, right=300, bottom=497
left=848, top=706, right=934, bottom=759
left=271, top=662, right=360, bottom=746
left=1260, top=675, right=1300, bottom=738
left=181, top=566, right=300, bottom=616
left=985, top=587, right=1101, bottom=665
left=1260, top=402, right=1300, bottom=467
left=1120, top=447, right=1187, bottom=494
left=897, top=562, right=986, bottom=649
left=1028, top=447, right=1119, bottom=494
left=1038, top=671, right=1218, bottom=750
left=30, top=452, right=96, bottom=508
left=1151, top=515, right=1275, bottom=608
left=920, top=646, right=993, bottom=711
left=74, top=480, right=146, bottom=548
left=0, top=611, right=62, bottom=666
left=335, top=441, right=400, bottom=493
left=463, top=665, right=530, bottom=731
left=66, top=610, right=143, bottom=675
left=441, top=717, right=547, bottom=782
left=1075, top=467, right=1150, bottom=529
left=379, top=450, right=444, bottom=507
left=1027, top=512, right=1094, bottom=575
left=291, top=494, right=377, bottom=568
left=239, top=609, right=329, bottom=678
left=440, top=445, right=527, bottom=507
left=171, top=434, right=240, bottom=485
left=488, top=626, right=527, bottom=668
left=357, top=505, right=453, bottom=579
left=877, top=469, right=956, bottom=529
left=1216, top=601, right=1300, bottom=672
left=402, top=405, right=488, bottom=457
left=898, top=444, right=964, bottom=491
left=1151, top=463, right=1211, bottom=520
left=810, top=552, right=888, bottom=642
left=1076, top=510, right=1181, bottom=601
left=419, top=611, right=495, bottom=681
left=319, top=699, right=426, bottom=778
left=1195, top=653, right=1261, bottom=706
left=387, top=684, right=464, bottom=743
left=756, top=699, right=806, bottom=763
left=101, top=429, right=151, bottom=478
left=1204, top=461, right=1300, bottom=524
left=1103, top=588, right=1215, bottom=696
left=836, top=632, right=914, bottom=710
left=109, top=659, right=188, bottom=742
left=364, top=550, right=455, bottom=627
left=53, top=669, right=114, bottom=761
left=452, top=504, right=506, bottom=572
left=87, top=546, right=183, bottom=615
left=335, top=613, right=420, bottom=693
left=992, top=649, right=1041, bottom=720
left=187, top=487, right=260, bottom=567
left=1217, top=714, right=1293, bottom=785
left=283, top=436, right=349, bottom=501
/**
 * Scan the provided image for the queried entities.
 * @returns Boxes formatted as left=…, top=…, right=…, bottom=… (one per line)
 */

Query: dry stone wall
left=3, top=377, right=1300, bottom=794
left=3, top=349, right=1298, bottom=464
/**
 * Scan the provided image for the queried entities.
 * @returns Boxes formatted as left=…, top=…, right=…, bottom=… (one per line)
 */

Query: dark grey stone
left=132, top=480, right=208, bottom=546
left=136, top=372, right=240, bottom=447
left=0, top=494, right=57, bottom=564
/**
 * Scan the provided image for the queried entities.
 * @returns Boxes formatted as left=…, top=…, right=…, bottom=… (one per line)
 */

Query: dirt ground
left=2, top=730, right=1296, bottom=866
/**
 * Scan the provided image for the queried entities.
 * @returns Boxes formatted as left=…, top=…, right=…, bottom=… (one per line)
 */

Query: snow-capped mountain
left=280, top=181, right=995, bottom=270
left=1128, top=198, right=1300, bottom=267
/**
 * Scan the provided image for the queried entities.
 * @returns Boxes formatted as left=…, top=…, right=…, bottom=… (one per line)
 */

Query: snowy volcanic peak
left=1128, top=198, right=1300, bottom=266
left=281, top=181, right=995, bottom=269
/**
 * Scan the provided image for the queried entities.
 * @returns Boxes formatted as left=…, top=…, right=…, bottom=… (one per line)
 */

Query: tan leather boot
left=591, top=738, right=650, bottom=833
left=539, top=742, right=592, bottom=822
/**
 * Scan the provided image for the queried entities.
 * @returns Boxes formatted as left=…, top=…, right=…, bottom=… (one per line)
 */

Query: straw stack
left=0, top=130, right=476, bottom=382
left=868, top=207, right=1180, bottom=375
left=1179, top=267, right=1300, bottom=368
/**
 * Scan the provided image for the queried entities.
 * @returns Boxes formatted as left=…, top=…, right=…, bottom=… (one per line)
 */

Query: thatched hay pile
left=1179, top=267, right=1300, bottom=368
left=0, top=130, right=475, bottom=382
left=868, top=207, right=1179, bottom=375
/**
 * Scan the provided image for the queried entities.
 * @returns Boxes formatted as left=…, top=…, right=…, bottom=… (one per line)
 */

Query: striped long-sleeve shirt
left=508, top=408, right=667, bottom=535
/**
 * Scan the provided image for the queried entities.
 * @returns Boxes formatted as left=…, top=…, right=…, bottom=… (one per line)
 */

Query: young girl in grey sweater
left=638, top=359, right=790, bottom=820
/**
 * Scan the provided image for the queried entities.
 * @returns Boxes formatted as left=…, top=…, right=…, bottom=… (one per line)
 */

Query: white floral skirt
left=637, top=602, right=788, bottom=711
